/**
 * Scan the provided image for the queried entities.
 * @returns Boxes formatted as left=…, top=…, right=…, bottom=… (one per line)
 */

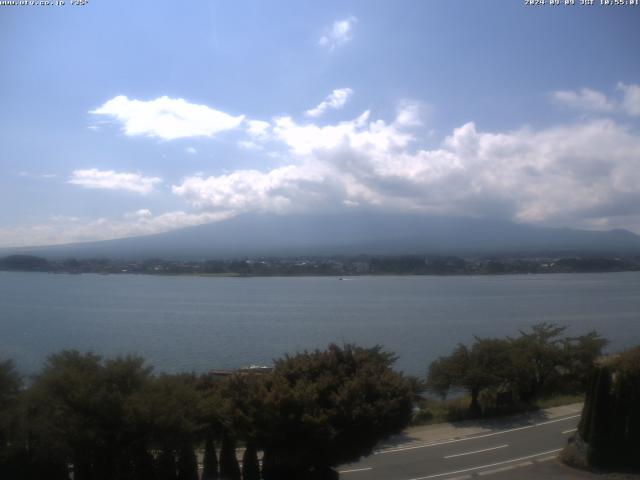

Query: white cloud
left=552, top=83, right=640, bottom=117
left=237, top=120, right=273, bottom=150
left=318, top=16, right=357, bottom=50
left=273, top=110, right=410, bottom=156
left=49, top=215, right=79, bottom=222
left=172, top=109, right=418, bottom=214
left=13, top=83, right=640, bottom=248
left=69, top=169, right=162, bottom=194
left=171, top=103, right=640, bottom=231
left=238, top=140, right=262, bottom=151
left=246, top=120, right=271, bottom=140
left=306, top=88, right=353, bottom=118
left=185, top=147, right=198, bottom=155
left=17, top=171, right=58, bottom=179
left=172, top=165, right=328, bottom=214
left=394, top=100, right=424, bottom=127
left=0, top=210, right=232, bottom=248
left=618, top=82, right=640, bottom=116
left=124, top=208, right=153, bottom=219
left=552, top=87, right=616, bottom=112
left=90, top=95, right=244, bottom=140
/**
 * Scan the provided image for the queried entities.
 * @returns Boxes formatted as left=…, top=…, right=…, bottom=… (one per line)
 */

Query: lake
left=1, top=271, right=639, bottom=376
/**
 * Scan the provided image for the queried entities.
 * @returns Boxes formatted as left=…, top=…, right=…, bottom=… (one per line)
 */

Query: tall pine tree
left=219, top=435, right=240, bottom=480
left=177, top=443, right=199, bottom=480
left=201, top=435, right=219, bottom=480
left=242, top=443, right=260, bottom=480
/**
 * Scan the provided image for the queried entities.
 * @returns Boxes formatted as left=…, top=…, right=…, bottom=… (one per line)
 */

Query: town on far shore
left=1, top=253, right=639, bottom=276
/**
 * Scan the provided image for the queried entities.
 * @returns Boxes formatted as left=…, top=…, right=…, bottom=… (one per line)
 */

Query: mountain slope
left=3, top=213, right=640, bottom=259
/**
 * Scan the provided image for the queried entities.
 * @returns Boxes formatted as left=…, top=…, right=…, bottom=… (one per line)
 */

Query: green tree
left=128, top=373, right=203, bottom=456
left=27, top=351, right=153, bottom=480
left=561, top=331, right=608, bottom=392
left=429, top=324, right=607, bottom=409
left=607, top=346, right=640, bottom=466
left=197, top=376, right=227, bottom=480
left=218, top=434, right=241, bottom=480
left=427, top=338, right=512, bottom=415
left=0, top=254, right=49, bottom=271
left=259, top=344, right=413, bottom=479
left=585, top=366, right=612, bottom=466
left=0, top=359, right=26, bottom=479
left=177, top=442, right=198, bottom=480
left=201, top=435, right=219, bottom=480
left=509, top=323, right=568, bottom=402
left=0, top=358, right=22, bottom=443
left=157, top=448, right=177, bottom=480
left=241, top=443, right=260, bottom=480
left=573, top=346, right=640, bottom=469
left=216, top=373, right=265, bottom=478
left=27, top=351, right=102, bottom=480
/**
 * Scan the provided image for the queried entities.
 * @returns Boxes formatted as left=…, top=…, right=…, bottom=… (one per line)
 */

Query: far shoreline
left=2, top=252, right=639, bottom=277
left=2, top=269, right=640, bottom=278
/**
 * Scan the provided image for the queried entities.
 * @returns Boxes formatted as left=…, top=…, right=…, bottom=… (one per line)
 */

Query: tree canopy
left=0, top=344, right=415, bottom=480
left=258, top=344, right=414, bottom=477
left=427, top=323, right=608, bottom=413
left=427, top=338, right=512, bottom=415
left=575, top=346, right=640, bottom=469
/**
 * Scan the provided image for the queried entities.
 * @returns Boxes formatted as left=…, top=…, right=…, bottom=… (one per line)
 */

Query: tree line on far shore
left=2, top=253, right=639, bottom=276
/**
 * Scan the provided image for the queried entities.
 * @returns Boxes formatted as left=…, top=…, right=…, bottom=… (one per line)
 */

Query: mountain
left=3, top=213, right=640, bottom=260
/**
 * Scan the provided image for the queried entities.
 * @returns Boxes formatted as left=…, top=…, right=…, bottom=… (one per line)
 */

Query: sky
left=1, top=0, right=640, bottom=247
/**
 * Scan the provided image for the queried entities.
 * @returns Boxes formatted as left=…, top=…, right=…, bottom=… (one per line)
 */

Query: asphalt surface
left=338, top=406, right=584, bottom=480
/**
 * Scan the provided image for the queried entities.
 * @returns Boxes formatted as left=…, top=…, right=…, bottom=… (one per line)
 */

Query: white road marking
left=339, top=467, right=373, bottom=474
left=375, top=415, right=579, bottom=455
left=562, top=428, right=577, bottom=434
left=403, top=448, right=563, bottom=480
left=444, top=444, right=508, bottom=459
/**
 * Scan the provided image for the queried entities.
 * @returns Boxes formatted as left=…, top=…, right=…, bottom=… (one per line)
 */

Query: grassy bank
left=411, top=393, right=584, bottom=426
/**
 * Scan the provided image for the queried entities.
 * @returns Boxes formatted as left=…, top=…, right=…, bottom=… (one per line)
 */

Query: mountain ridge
left=3, top=213, right=640, bottom=260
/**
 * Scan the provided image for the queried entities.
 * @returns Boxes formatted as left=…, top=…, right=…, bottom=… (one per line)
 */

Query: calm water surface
left=1, top=271, right=639, bottom=375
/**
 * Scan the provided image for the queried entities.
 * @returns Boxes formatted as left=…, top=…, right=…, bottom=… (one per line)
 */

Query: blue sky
left=1, top=0, right=640, bottom=247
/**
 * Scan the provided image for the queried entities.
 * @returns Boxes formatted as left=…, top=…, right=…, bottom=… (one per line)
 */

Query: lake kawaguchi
left=1, top=271, right=640, bottom=376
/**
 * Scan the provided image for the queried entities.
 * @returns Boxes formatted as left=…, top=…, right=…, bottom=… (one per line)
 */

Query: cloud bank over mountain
left=4, top=82, right=640, bottom=248
left=3, top=5, right=640, bottom=249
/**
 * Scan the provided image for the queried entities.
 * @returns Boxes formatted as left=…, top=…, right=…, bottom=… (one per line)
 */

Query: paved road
left=482, top=457, right=640, bottom=480
left=339, top=405, right=584, bottom=480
